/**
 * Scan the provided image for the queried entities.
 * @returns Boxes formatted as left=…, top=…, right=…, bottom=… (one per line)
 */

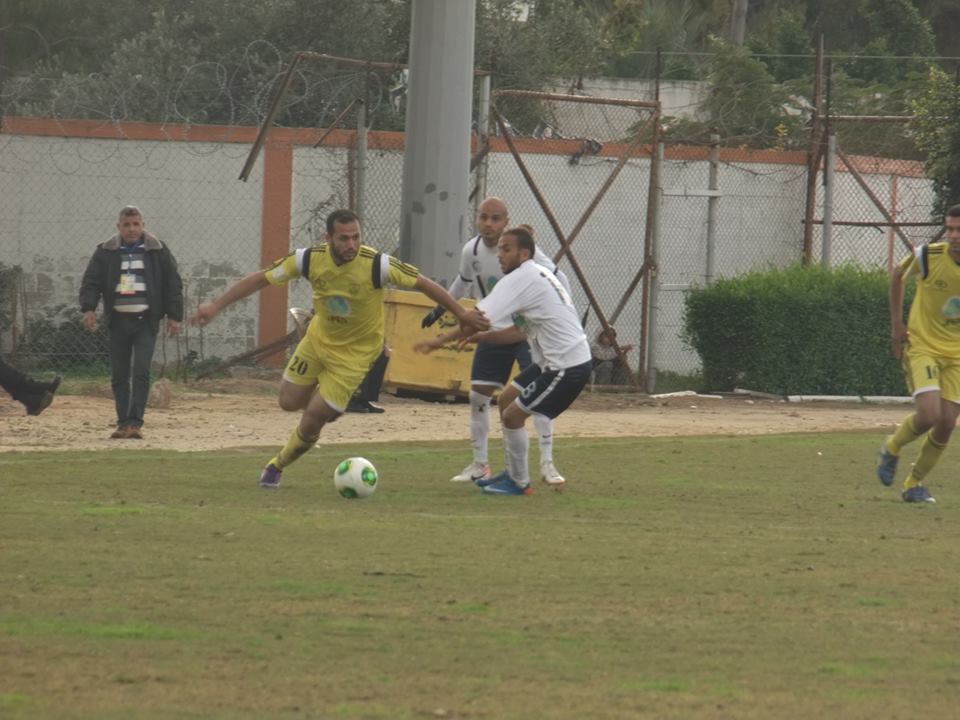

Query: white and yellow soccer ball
left=333, top=457, right=378, bottom=499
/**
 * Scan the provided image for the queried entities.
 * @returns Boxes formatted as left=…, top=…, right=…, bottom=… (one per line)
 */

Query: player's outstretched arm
left=414, top=276, right=490, bottom=333
left=414, top=327, right=467, bottom=355
left=190, top=271, right=270, bottom=326
left=888, top=265, right=909, bottom=359
left=470, top=326, right=527, bottom=346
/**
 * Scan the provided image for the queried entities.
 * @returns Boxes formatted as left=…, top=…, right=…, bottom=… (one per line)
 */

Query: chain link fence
left=485, top=89, right=659, bottom=390
left=809, top=124, right=940, bottom=271
left=0, top=123, right=264, bottom=378
left=652, top=145, right=809, bottom=387
left=1, top=51, right=946, bottom=393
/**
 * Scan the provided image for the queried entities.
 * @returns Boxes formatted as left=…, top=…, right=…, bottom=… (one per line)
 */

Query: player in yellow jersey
left=877, top=205, right=960, bottom=503
left=190, top=209, right=488, bottom=488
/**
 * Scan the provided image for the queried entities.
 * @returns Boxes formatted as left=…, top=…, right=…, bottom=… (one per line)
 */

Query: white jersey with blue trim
left=476, top=259, right=591, bottom=371
left=451, top=234, right=571, bottom=300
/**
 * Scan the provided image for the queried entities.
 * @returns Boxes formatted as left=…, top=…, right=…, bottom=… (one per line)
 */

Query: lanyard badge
left=120, top=246, right=138, bottom=295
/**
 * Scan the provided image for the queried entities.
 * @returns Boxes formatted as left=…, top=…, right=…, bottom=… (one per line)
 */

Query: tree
left=747, top=7, right=812, bottom=82
left=911, top=65, right=960, bottom=217
left=702, top=37, right=794, bottom=146
left=603, top=0, right=723, bottom=80
left=819, top=0, right=936, bottom=85
left=729, top=0, right=748, bottom=46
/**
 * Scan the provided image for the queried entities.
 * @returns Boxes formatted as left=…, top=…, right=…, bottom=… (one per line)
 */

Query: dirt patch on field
left=0, top=378, right=910, bottom=453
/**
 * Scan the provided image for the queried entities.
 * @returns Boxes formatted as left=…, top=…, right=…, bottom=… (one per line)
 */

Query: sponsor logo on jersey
left=326, top=296, right=351, bottom=317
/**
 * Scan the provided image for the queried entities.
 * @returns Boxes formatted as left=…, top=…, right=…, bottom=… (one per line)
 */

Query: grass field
left=2, top=433, right=959, bottom=719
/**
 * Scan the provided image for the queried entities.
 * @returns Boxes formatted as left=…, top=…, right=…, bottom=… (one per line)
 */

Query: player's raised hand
left=190, top=303, right=218, bottom=327
left=421, top=306, right=445, bottom=328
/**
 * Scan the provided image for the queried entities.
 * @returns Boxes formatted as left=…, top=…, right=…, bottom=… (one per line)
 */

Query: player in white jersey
left=421, top=197, right=571, bottom=487
left=416, top=226, right=593, bottom=495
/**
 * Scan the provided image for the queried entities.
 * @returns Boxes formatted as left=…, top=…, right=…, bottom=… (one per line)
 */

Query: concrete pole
left=398, top=0, right=477, bottom=285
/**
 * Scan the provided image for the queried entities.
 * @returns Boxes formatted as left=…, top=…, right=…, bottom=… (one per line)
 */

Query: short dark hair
left=326, top=209, right=360, bottom=234
left=504, top=225, right=536, bottom=257
left=947, top=204, right=960, bottom=219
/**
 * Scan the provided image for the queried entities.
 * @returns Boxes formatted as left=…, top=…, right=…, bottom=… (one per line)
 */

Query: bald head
left=476, top=197, right=509, bottom=246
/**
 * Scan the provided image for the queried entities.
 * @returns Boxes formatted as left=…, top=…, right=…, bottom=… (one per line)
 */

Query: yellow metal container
left=383, top=289, right=476, bottom=397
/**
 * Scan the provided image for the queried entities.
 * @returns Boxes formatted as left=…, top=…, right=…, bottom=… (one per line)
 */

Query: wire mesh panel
left=487, top=89, right=660, bottom=389
left=652, top=147, right=808, bottom=386
left=811, top=130, right=939, bottom=270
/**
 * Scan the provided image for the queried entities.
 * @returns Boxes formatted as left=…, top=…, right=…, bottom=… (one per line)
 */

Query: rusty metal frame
left=806, top=50, right=930, bottom=262
left=239, top=51, right=492, bottom=182
left=833, top=144, right=916, bottom=255
left=491, top=91, right=661, bottom=390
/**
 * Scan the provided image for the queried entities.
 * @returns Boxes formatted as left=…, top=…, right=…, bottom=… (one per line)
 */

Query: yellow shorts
left=283, top=336, right=378, bottom=412
left=902, top=348, right=960, bottom=403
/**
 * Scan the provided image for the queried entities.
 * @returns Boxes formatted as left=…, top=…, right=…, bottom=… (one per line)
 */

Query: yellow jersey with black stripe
left=901, top=242, right=960, bottom=357
left=264, top=244, right=419, bottom=359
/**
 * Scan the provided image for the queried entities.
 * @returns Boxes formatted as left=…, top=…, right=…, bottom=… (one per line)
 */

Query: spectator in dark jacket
left=79, top=206, right=183, bottom=439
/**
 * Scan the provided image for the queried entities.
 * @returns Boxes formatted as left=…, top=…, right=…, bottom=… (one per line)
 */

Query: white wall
left=0, top=134, right=263, bottom=360
left=0, top=131, right=935, bottom=378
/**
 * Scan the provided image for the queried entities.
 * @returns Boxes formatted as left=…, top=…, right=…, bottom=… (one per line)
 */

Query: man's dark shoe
left=24, top=375, right=61, bottom=416
left=346, top=399, right=385, bottom=414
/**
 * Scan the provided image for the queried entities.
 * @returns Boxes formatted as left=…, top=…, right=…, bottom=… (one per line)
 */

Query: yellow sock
left=903, top=474, right=921, bottom=490
left=886, top=414, right=922, bottom=455
left=271, top=426, right=319, bottom=470
left=903, top=431, right=947, bottom=490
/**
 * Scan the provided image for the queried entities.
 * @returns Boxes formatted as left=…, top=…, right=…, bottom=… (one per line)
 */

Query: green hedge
left=682, top=263, right=912, bottom=396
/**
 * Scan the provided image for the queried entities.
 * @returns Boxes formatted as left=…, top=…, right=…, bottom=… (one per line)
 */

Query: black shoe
left=24, top=375, right=61, bottom=416
left=346, top=399, right=385, bottom=414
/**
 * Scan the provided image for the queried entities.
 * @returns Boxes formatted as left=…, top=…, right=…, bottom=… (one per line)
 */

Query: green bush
left=683, top=264, right=912, bottom=396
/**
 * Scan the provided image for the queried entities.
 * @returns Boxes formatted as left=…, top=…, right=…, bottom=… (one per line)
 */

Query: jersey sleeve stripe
left=388, top=256, right=419, bottom=278
left=372, top=252, right=384, bottom=289
left=300, top=247, right=315, bottom=278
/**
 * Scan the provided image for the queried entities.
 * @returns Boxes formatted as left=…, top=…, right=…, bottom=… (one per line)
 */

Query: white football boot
left=540, top=461, right=565, bottom=489
left=450, top=461, right=492, bottom=483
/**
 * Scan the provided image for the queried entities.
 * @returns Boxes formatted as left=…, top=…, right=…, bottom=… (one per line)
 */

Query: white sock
left=534, top=414, right=554, bottom=464
left=469, top=390, right=492, bottom=464
left=503, top=426, right=530, bottom=486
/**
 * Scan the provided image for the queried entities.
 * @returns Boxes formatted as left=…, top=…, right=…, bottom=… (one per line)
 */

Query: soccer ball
left=333, top=457, right=378, bottom=499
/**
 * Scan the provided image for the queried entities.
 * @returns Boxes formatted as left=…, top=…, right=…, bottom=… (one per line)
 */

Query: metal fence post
left=356, top=99, right=368, bottom=223
left=474, top=73, right=491, bottom=217
left=821, top=131, right=835, bottom=267
left=646, top=141, right=664, bottom=393
left=706, top=133, right=719, bottom=285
